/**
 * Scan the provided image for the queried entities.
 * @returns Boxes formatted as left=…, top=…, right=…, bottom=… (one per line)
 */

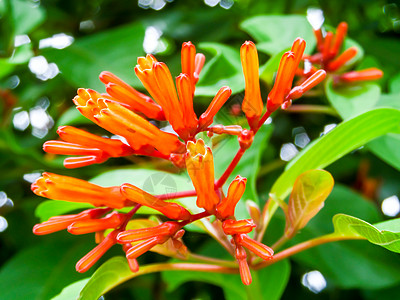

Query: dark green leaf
left=162, top=259, right=290, bottom=300
left=0, top=239, right=93, bottom=300
left=196, top=42, right=244, bottom=96
left=44, top=22, right=146, bottom=91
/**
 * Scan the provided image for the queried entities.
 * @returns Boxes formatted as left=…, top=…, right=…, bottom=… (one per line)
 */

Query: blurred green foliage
left=1, top=0, right=400, bottom=299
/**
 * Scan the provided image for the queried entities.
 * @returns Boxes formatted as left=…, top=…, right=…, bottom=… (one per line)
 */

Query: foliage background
left=0, top=0, right=400, bottom=299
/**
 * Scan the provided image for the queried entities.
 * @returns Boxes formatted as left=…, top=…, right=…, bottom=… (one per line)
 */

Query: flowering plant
left=29, top=18, right=400, bottom=299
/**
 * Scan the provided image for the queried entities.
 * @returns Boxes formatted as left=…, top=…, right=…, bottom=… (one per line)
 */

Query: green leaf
left=325, top=79, right=381, bottom=120
left=43, top=22, right=145, bottom=91
left=0, top=239, right=94, bottom=300
left=267, top=108, right=400, bottom=226
left=272, top=108, right=400, bottom=202
left=240, top=15, right=316, bottom=55
left=367, top=133, right=400, bottom=171
left=56, top=107, right=93, bottom=127
left=389, top=72, right=400, bottom=94
left=162, top=259, right=290, bottom=300
left=78, top=257, right=132, bottom=300
left=332, top=214, right=400, bottom=253
left=51, top=279, right=89, bottom=300
left=281, top=184, right=400, bottom=289
left=11, top=0, right=45, bottom=35
left=196, top=42, right=244, bottom=96
left=259, top=48, right=288, bottom=85
left=285, top=170, right=334, bottom=237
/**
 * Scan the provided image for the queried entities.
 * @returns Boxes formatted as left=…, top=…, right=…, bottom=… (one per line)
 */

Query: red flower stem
left=215, top=148, right=246, bottom=188
left=256, top=110, right=272, bottom=132
left=252, top=234, right=363, bottom=270
left=181, top=210, right=211, bottom=226
left=119, top=204, right=142, bottom=231
left=156, top=189, right=197, bottom=200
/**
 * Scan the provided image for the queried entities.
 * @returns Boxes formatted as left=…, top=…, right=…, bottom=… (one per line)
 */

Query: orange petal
left=198, top=86, right=232, bottom=130
left=186, top=140, right=220, bottom=212
left=330, top=22, right=348, bottom=58
left=326, top=46, right=357, bottom=71
left=286, top=69, right=326, bottom=100
left=339, top=68, right=383, bottom=83
left=239, top=234, right=274, bottom=260
left=222, top=219, right=255, bottom=235
left=216, top=175, right=247, bottom=219
left=76, top=231, right=117, bottom=273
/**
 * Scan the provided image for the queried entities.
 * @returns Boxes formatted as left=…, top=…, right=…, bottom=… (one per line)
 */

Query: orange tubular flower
left=181, top=41, right=206, bottom=88
left=286, top=70, right=326, bottom=101
left=186, top=139, right=220, bottom=212
left=99, top=71, right=165, bottom=120
left=338, top=68, right=383, bottom=83
left=135, top=55, right=187, bottom=136
left=120, top=183, right=192, bottom=220
left=43, top=126, right=137, bottom=168
left=73, top=89, right=185, bottom=155
left=33, top=207, right=110, bottom=235
left=216, top=175, right=247, bottom=219
left=326, top=46, right=358, bottom=72
left=32, top=172, right=131, bottom=209
left=240, top=41, right=264, bottom=129
left=122, top=244, right=140, bottom=272
left=176, top=73, right=198, bottom=137
left=222, top=219, right=255, bottom=235
left=198, top=86, right=232, bottom=130
left=235, top=242, right=252, bottom=285
left=308, top=21, right=382, bottom=84
left=76, top=230, right=118, bottom=273
left=267, top=38, right=306, bottom=112
left=117, top=221, right=180, bottom=243
left=330, top=22, right=348, bottom=58
left=67, top=212, right=124, bottom=235
left=236, top=234, right=274, bottom=260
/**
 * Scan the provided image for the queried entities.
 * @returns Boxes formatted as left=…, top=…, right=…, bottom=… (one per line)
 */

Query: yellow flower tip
left=186, top=139, right=206, bottom=157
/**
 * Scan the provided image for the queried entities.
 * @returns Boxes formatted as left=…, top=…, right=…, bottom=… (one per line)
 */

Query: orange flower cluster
left=302, top=22, right=383, bottom=84
left=240, top=39, right=326, bottom=129
left=32, top=39, right=325, bottom=285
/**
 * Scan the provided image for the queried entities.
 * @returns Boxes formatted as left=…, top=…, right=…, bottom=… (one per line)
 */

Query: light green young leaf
left=267, top=108, right=400, bottom=226
left=240, top=15, right=316, bottom=55
left=285, top=170, right=334, bottom=238
left=332, top=214, right=400, bottom=253
left=196, top=42, right=244, bottom=96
